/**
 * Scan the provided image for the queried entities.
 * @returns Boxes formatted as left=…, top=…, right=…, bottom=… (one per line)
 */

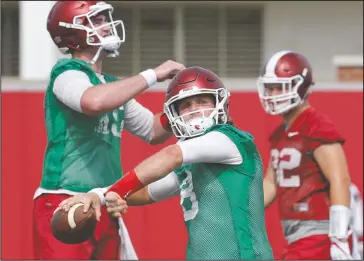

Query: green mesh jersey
left=40, top=58, right=124, bottom=192
left=175, top=124, right=273, bottom=260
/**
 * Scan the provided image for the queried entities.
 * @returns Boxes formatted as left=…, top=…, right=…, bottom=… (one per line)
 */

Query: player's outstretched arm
left=263, top=162, right=278, bottom=208
left=107, top=131, right=242, bottom=200
left=53, top=60, right=183, bottom=116
left=314, top=143, right=353, bottom=259
left=107, top=144, right=183, bottom=199
left=81, top=60, right=184, bottom=115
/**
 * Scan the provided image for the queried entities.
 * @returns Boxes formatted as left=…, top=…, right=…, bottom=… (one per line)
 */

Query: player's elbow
left=80, top=94, right=105, bottom=116
left=163, top=145, right=183, bottom=168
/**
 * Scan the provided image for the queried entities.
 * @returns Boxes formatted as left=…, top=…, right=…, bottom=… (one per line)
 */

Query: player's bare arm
left=110, top=171, right=182, bottom=215
left=125, top=187, right=155, bottom=206
left=81, top=60, right=185, bottom=116
left=263, top=162, right=278, bottom=208
left=59, top=131, right=241, bottom=217
left=314, top=142, right=352, bottom=246
left=134, top=144, right=183, bottom=185
left=106, top=130, right=242, bottom=199
left=58, top=145, right=181, bottom=218
left=314, top=143, right=351, bottom=208
left=59, top=171, right=180, bottom=220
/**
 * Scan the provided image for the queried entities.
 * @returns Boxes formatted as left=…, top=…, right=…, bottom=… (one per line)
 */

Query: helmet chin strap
left=88, top=46, right=119, bottom=65
left=88, top=35, right=121, bottom=65
left=89, top=46, right=104, bottom=65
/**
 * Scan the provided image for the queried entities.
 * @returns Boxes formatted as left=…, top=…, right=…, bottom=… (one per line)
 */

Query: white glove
left=330, top=237, right=354, bottom=260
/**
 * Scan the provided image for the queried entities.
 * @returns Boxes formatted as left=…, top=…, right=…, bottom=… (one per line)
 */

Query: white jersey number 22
left=271, top=148, right=302, bottom=187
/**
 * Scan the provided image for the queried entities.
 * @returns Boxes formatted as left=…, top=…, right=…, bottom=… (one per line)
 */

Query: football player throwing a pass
left=60, top=67, right=274, bottom=260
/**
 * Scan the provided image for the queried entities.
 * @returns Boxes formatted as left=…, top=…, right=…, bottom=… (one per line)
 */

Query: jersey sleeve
left=53, top=70, right=93, bottom=113
left=177, top=131, right=242, bottom=166
left=123, top=99, right=154, bottom=142
left=147, top=172, right=180, bottom=202
left=303, top=114, right=345, bottom=151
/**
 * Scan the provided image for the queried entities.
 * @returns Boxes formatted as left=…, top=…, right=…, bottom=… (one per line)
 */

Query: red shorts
left=282, top=234, right=331, bottom=260
left=33, top=193, right=121, bottom=260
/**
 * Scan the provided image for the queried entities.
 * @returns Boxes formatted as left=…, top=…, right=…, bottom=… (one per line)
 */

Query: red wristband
left=107, top=170, right=145, bottom=199
left=160, top=113, right=172, bottom=132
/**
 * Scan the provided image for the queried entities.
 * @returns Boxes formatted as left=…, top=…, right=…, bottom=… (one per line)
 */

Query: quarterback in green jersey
left=60, top=67, right=274, bottom=260
left=34, top=1, right=185, bottom=260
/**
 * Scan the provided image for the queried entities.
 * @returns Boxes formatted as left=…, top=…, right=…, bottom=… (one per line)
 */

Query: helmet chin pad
left=181, top=116, right=215, bottom=137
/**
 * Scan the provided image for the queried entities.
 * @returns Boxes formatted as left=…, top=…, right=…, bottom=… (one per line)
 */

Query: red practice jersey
left=269, top=107, right=345, bottom=220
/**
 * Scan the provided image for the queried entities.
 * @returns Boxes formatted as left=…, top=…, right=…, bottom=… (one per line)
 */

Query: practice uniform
left=148, top=124, right=274, bottom=260
left=269, top=107, right=345, bottom=260
left=33, top=58, right=153, bottom=260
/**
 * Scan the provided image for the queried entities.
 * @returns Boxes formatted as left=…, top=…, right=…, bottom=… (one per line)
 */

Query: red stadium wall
left=1, top=91, right=363, bottom=260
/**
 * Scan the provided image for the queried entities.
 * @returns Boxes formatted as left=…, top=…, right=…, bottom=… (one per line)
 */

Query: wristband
left=88, top=187, right=108, bottom=206
left=107, top=170, right=145, bottom=199
left=160, top=113, right=172, bottom=132
left=329, top=205, right=352, bottom=240
left=139, top=69, right=157, bottom=88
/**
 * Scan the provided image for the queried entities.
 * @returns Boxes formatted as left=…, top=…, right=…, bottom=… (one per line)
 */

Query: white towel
left=118, top=217, right=138, bottom=260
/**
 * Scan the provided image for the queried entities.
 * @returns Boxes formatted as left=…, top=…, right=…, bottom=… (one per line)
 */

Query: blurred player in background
left=350, top=183, right=363, bottom=260
left=59, top=67, right=274, bottom=260
left=33, top=1, right=184, bottom=260
left=258, top=50, right=354, bottom=260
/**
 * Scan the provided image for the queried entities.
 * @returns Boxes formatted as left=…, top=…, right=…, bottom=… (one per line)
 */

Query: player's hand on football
left=154, top=60, right=185, bottom=82
left=105, top=191, right=128, bottom=218
left=58, top=193, right=102, bottom=221
left=330, top=238, right=354, bottom=260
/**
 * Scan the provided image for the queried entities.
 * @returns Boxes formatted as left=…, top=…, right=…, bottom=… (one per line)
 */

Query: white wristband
left=139, top=69, right=157, bottom=88
left=88, top=187, right=108, bottom=206
left=329, top=205, right=352, bottom=240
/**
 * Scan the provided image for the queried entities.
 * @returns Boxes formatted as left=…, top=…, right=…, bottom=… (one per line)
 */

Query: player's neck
left=72, top=51, right=103, bottom=74
left=282, top=104, right=310, bottom=130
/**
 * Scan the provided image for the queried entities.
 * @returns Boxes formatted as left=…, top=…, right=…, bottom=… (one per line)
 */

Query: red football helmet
left=47, top=1, right=125, bottom=57
left=257, top=50, right=314, bottom=115
left=164, top=67, right=230, bottom=138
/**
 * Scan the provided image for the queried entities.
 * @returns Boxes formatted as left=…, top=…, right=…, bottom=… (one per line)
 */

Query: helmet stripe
left=265, top=50, right=293, bottom=76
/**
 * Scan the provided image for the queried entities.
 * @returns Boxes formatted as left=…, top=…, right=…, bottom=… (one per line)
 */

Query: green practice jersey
left=175, top=124, right=273, bottom=260
left=40, top=58, right=124, bottom=192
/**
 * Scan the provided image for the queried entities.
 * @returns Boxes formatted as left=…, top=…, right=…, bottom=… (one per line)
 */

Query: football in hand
left=51, top=203, right=97, bottom=244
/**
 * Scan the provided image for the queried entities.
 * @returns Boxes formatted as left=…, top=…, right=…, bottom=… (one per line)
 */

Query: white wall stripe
left=1, top=77, right=362, bottom=92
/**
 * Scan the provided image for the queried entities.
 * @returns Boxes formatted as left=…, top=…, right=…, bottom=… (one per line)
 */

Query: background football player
left=33, top=1, right=184, bottom=260
left=259, top=50, right=354, bottom=260
left=350, top=183, right=363, bottom=260
left=59, top=67, right=274, bottom=260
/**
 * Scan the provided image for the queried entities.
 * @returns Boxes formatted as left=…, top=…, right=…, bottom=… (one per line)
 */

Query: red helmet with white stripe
left=257, top=50, right=314, bottom=115
left=47, top=1, right=125, bottom=61
left=164, top=67, right=230, bottom=138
